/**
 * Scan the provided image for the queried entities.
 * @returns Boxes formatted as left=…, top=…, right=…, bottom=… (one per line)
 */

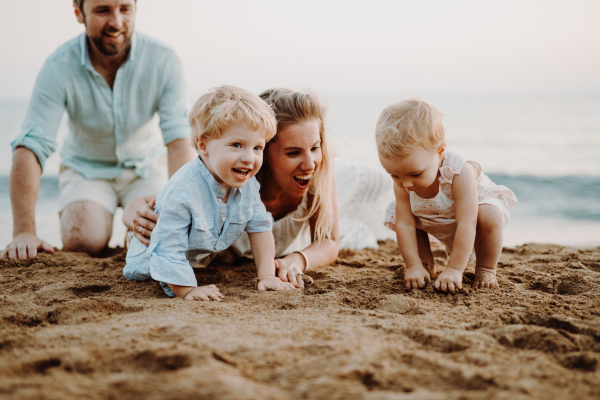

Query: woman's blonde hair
left=189, top=85, right=277, bottom=151
left=375, top=99, right=446, bottom=158
left=259, top=88, right=335, bottom=244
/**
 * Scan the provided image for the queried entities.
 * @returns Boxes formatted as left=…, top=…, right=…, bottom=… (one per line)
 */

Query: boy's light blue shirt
left=123, top=157, right=273, bottom=296
left=11, top=32, right=190, bottom=179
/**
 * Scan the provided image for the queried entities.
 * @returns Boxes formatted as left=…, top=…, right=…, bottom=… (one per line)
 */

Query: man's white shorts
left=58, top=156, right=168, bottom=215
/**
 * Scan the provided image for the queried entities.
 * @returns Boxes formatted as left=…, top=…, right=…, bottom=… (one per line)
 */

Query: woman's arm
left=122, top=195, right=158, bottom=245
left=276, top=178, right=340, bottom=287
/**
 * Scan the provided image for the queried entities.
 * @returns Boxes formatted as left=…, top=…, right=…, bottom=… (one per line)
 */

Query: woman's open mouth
left=232, top=168, right=251, bottom=180
left=293, top=174, right=312, bottom=188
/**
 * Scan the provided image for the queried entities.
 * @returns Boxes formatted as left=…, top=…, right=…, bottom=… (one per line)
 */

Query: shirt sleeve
left=148, top=190, right=197, bottom=296
left=245, top=183, right=274, bottom=233
left=11, top=59, right=65, bottom=171
left=157, top=51, right=191, bottom=145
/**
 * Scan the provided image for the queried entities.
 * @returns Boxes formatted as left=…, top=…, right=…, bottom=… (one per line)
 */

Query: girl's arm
left=392, top=184, right=431, bottom=290
left=248, top=231, right=295, bottom=291
left=276, top=179, right=340, bottom=288
left=434, top=162, right=478, bottom=293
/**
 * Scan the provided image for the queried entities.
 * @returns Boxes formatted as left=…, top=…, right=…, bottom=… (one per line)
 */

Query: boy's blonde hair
left=375, top=99, right=446, bottom=158
left=189, top=85, right=277, bottom=150
left=258, top=88, right=335, bottom=245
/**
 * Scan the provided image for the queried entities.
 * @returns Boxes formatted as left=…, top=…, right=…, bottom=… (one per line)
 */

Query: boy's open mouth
left=232, top=168, right=251, bottom=179
left=293, top=174, right=312, bottom=188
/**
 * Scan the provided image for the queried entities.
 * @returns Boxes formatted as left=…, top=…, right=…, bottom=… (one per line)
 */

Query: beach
left=2, top=240, right=599, bottom=399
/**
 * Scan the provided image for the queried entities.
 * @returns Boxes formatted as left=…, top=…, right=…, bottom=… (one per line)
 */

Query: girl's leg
left=416, top=228, right=436, bottom=279
left=473, top=204, right=504, bottom=289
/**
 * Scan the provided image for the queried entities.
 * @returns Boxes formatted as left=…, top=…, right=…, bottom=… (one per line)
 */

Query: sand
left=1, top=240, right=600, bottom=400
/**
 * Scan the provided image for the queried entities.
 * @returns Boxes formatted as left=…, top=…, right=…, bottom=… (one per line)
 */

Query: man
left=2, top=0, right=196, bottom=259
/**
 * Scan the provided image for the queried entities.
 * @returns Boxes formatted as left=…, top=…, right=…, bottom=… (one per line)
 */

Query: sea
left=1, top=93, right=599, bottom=250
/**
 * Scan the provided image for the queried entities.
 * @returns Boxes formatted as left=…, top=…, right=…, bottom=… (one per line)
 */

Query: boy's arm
left=434, top=162, right=478, bottom=293
left=248, top=231, right=295, bottom=291
left=392, top=184, right=431, bottom=290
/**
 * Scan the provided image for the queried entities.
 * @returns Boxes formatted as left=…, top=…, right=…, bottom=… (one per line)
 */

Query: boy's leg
left=58, top=166, right=117, bottom=256
left=416, top=228, right=436, bottom=279
left=473, top=204, right=504, bottom=289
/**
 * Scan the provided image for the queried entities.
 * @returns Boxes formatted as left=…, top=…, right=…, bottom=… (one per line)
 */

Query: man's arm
left=1, top=147, right=54, bottom=259
left=166, top=137, right=196, bottom=177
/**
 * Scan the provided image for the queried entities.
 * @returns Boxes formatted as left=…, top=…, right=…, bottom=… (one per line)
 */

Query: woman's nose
left=301, top=152, right=316, bottom=170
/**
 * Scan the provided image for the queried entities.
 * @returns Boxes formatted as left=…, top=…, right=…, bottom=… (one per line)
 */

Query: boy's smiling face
left=198, top=122, right=267, bottom=191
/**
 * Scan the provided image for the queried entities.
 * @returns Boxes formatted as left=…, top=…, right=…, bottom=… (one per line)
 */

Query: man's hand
left=2, top=233, right=54, bottom=259
left=404, top=264, right=431, bottom=291
left=132, top=196, right=158, bottom=245
left=257, top=276, right=296, bottom=291
left=434, top=267, right=463, bottom=294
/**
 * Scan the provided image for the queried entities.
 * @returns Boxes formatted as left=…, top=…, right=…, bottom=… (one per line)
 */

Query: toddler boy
left=123, top=85, right=295, bottom=299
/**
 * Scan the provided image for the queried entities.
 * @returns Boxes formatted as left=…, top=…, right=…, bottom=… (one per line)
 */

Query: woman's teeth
left=293, top=174, right=312, bottom=186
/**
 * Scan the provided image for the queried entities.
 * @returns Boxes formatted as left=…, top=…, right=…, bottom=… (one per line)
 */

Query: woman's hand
left=132, top=196, right=158, bottom=245
left=275, top=253, right=307, bottom=289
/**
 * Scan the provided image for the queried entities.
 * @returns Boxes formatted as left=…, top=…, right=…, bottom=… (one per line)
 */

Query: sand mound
left=1, top=241, right=600, bottom=399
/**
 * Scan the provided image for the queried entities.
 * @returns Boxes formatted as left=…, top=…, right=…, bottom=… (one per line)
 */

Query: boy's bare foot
left=474, top=266, right=499, bottom=289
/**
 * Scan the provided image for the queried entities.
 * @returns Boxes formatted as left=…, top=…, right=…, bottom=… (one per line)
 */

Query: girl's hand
left=275, top=253, right=307, bottom=289
left=404, top=264, right=431, bottom=291
left=183, top=285, right=224, bottom=301
left=258, top=276, right=296, bottom=291
left=133, top=196, right=158, bottom=245
left=434, top=268, right=463, bottom=294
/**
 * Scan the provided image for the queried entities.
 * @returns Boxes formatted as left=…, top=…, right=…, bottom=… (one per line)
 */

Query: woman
left=123, top=88, right=340, bottom=289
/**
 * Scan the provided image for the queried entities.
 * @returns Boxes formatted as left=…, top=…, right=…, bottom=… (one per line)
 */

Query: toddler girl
left=376, top=99, right=517, bottom=293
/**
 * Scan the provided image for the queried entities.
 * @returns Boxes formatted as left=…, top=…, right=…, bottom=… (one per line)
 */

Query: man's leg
left=61, top=201, right=113, bottom=256
left=58, top=166, right=118, bottom=257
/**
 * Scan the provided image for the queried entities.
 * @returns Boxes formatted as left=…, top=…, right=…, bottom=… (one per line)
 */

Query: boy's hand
left=434, top=268, right=463, bottom=294
left=258, top=276, right=296, bottom=291
left=404, top=264, right=431, bottom=291
left=183, top=285, right=224, bottom=301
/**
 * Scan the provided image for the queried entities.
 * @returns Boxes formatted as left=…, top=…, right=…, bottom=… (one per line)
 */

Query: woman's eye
left=311, top=146, right=321, bottom=152
left=286, top=151, right=300, bottom=156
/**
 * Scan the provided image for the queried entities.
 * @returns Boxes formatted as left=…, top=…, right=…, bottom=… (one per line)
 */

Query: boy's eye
left=231, top=143, right=241, bottom=148
left=253, top=146, right=263, bottom=151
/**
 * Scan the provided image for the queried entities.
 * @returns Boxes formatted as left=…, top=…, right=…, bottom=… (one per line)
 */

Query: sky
left=1, top=0, right=599, bottom=101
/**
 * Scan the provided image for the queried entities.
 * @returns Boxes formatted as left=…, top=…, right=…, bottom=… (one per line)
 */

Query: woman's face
left=265, top=118, right=323, bottom=198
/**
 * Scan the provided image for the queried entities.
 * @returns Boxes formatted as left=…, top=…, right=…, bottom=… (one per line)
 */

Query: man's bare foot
left=473, top=266, right=499, bottom=289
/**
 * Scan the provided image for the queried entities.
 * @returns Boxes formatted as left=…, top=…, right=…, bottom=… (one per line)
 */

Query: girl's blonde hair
left=189, top=85, right=277, bottom=151
left=375, top=99, right=446, bottom=158
left=259, top=88, right=335, bottom=244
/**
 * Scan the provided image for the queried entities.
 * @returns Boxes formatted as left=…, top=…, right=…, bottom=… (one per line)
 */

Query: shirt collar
left=79, top=31, right=138, bottom=71
left=194, top=157, right=242, bottom=199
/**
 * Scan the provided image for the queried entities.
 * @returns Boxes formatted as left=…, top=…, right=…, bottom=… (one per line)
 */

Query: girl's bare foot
left=474, top=266, right=499, bottom=289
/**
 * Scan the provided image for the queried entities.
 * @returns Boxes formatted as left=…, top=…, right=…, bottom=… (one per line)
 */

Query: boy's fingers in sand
left=288, top=271, right=300, bottom=288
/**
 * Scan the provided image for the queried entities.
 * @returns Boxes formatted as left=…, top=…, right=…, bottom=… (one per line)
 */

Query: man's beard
left=88, top=28, right=131, bottom=56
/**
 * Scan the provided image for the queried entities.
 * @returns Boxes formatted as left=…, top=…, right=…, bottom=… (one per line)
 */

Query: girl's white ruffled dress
left=383, top=150, right=517, bottom=254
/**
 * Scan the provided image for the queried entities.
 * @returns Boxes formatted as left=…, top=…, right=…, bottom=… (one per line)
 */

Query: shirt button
left=220, top=188, right=226, bottom=194
left=217, top=198, right=222, bottom=203
left=152, top=237, right=157, bottom=242
left=221, top=217, right=226, bottom=222
left=240, top=216, right=245, bottom=221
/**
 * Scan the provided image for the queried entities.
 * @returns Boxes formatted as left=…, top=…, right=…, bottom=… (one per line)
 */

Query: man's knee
left=61, top=201, right=113, bottom=256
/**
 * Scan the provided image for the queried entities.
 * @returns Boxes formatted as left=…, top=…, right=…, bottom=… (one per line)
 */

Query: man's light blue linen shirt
left=123, top=158, right=273, bottom=296
left=11, top=32, right=190, bottom=179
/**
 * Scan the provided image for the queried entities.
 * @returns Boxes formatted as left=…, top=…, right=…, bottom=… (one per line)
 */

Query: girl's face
left=379, top=146, right=444, bottom=193
left=264, top=118, right=323, bottom=198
